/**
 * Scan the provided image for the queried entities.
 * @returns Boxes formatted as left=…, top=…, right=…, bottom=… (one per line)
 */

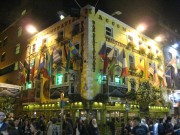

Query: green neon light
left=26, top=82, right=32, bottom=89
left=56, top=74, right=63, bottom=85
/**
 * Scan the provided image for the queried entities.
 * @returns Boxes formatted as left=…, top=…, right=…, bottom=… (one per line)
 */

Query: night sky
left=0, top=0, right=180, bottom=40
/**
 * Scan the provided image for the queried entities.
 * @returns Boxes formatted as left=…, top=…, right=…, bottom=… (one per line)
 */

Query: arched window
left=129, top=55, right=135, bottom=69
left=15, top=43, right=20, bottom=54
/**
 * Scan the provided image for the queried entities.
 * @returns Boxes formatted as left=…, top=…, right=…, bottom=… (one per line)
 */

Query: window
left=42, top=39, right=47, bottom=46
left=1, top=52, right=6, bottom=62
left=156, top=50, right=159, bottom=54
left=64, top=73, right=68, bottom=82
left=14, top=62, right=18, bottom=70
left=57, top=31, right=64, bottom=41
left=18, top=27, right=22, bottom=37
left=0, top=41, right=2, bottom=48
left=3, top=37, right=8, bottom=46
left=129, top=55, right=135, bottom=68
left=105, top=25, right=113, bottom=37
left=75, top=43, right=79, bottom=51
left=15, top=43, right=20, bottom=54
left=32, top=44, right=36, bottom=53
left=72, top=23, right=80, bottom=36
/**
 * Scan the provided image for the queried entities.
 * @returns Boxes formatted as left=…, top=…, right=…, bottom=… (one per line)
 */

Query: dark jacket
left=0, top=122, right=8, bottom=132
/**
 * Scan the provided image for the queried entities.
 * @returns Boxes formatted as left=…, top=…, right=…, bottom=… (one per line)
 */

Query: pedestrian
left=131, top=116, right=150, bottom=135
left=173, top=118, right=180, bottom=135
left=13, top=117, right=23, bottom=135
left=158, top=118, right=165, bottom=135
left=164, top=116, right=174, bottom=135
left=0, top=110, right=8, bottom=133
left=153, top=119, right=159, bottom=135
left=63, top=117, right=73, bottom=135
left=88, top=118, right=99, bottom=135
left=30, top=121, right=43, bottom=135
left=22, top=119, right=31, bottom=135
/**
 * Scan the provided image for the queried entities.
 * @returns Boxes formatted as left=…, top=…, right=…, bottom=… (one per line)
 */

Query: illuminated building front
left=21, top=5, right=170, bottom=126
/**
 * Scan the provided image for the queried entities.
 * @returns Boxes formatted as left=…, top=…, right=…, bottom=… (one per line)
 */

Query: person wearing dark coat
left=0, top=110, right=8, bottom=133
left=88, top=118, right=99, bottom=135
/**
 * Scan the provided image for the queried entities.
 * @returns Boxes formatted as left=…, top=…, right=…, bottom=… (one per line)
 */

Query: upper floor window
left=42, top=38, right=47, bottom=46
left=15, top=43, right=20, bottom=54
left=58, top=30, right=64, bottom=41
left=3, top=37, right=8, bottom=46
left=14, top=61, right=18, bottom=70
left=32, top=44, right=36, bottom=53
left=105, top=25, right=113, bottom=37
left=0, top=41, right=2, bottom=48
left=129, top=55, right=135, bottom=68
left=72, top=23, right=80, bottom=36
left=18, top=27, right=22, bottom=37
left=1, top=52, right=6, bottom=62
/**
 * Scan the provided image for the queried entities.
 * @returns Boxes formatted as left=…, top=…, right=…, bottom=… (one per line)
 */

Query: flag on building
left=157, top=68, right=164, bottom=78
left=148, top=63, right=154, bottom=75
left=137, top=59, right=145, bottom=71
left=39, top=54, right=45, bottom=69
left=167, top=58, right=176, bottom=68
left=107, top=47, right=115, bottom=61
left=69, top=41, right=79, bottom=57
left=165, top=67, right=171, bottom=78
left=31, top=60, right=35, bottom=82
left=98, top=42, right=106, bottom=60
left=18, top=61, right=24, bottom=72
left=53, top=48, right=61, bottom=64
left=121, top=49, right=129, bottom=77
left=153, top=64, right=159, bottom=86
left=24, top=60, right=30, bottom=82
left=103, top=55, right=108, bottom=74
left=66, top=50, right=71, bottom=72
left=162, top=76, right=167, bottom=87
left=157, top=68, right=167, bottom=87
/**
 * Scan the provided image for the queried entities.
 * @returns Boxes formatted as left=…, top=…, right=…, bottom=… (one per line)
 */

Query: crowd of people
left=121, top=116, right=180, bottom=135
left=1, top=109, right=180, bottom=135
left=0, top=110, right=99, bottom=135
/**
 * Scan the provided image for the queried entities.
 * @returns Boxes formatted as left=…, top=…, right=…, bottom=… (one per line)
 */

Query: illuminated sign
left=56, top=74, right=63, bottom=85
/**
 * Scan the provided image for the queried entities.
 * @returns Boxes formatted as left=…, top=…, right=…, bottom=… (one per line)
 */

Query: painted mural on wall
left=0, top=87, right=21, bottom=97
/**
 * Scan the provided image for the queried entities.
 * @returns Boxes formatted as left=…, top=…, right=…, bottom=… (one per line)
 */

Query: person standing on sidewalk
left=0, top=110, right=8, bottom=133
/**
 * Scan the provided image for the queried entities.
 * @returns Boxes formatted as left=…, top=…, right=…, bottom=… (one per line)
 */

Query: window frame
left=105, top=25, right=113, bottom=37
left=15, top=43, right=20, bottom=54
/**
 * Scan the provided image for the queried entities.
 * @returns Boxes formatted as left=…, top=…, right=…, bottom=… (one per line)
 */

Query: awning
left=0, top=83, right=21, bottom=97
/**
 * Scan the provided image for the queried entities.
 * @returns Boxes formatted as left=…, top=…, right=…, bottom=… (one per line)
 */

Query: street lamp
left=111, top=11, right=122, bottom=16
left=57, top=11, right=66, bottom=20
left=25, top=24, right=37, bottom=34
left=137, top=24, right=147, bottom=32
left=155, top=36, right=163, bottom=42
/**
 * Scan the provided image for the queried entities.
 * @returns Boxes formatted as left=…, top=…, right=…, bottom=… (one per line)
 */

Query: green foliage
left=156, top=55, right=162, bottom=62
left=126, top=41, right=136, bottom=50
left=136, top=80, right=162, bottom=106
left=147, top=52, right=154, bottom=59
left=139, top=47, right=146, bottom=55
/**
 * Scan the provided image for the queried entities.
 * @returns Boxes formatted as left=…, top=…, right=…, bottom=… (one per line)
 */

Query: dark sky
left=0, top=0, right=180, bottom=39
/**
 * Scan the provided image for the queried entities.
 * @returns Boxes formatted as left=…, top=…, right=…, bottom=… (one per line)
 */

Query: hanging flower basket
left=126, top=41, right=136, bottom=50
left=139, top=47, right=146, bottom=55
left=156, top=55, right=162, bottom=62
left=147, top=52, right=154, bottom=59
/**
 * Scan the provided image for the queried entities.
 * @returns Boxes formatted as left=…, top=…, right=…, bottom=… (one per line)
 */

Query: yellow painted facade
left=23, top=5, right=169, bottom=118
